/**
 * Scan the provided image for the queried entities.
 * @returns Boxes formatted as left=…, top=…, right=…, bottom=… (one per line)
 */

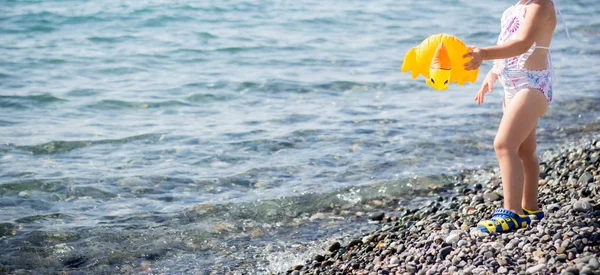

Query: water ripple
left=0, top=94, right=66, bottom=109
left=86, top=100, right=188, bottom=110
left=15, top=133, right=164, bottom=154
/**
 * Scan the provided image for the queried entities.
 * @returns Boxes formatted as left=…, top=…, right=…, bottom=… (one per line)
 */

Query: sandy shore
left=286, top=138, right=600, bottom=275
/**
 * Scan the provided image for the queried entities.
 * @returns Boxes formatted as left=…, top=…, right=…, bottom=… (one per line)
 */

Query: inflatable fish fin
left=402, top=47, right=428, bottom=79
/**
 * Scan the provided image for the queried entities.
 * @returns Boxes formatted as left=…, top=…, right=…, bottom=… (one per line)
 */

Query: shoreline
left=285, top=138, right=600, bottom=275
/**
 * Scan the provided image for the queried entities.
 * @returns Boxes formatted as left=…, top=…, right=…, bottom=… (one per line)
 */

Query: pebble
left=445, top=233, right=460, bottom=244
left=313, top=254, right=325, bottom=262
left=588, top=257, right=599, bottom=269
left=369, top=213, right=386, bottom=221
left=483, top=191, right=500, bottom=202
left=328, top=242, right=341, bottom=252
left=546, top=204, right=561, bottom=213
left=438, top=246, right=453, bottom=260
left=526, top=263, right=546, bottom=273
left=574, top=255, right=593, bottom=264
left=573, top=200, right=593, bottom=212
left=581, top=265, right=594, bottom=275
left=532, top=251, right=544, bottom=260
left=578, top=172, right=593, bottom=185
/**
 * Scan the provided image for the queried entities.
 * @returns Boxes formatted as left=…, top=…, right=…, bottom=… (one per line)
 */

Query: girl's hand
left=463, top=46, right=487, bottom=71
left=475, top=71, right=498, bottom=105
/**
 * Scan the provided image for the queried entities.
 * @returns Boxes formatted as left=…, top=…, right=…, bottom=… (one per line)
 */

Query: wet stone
left=369, top=213, right=385, bottom=221
left=62, top=255, right=87, bottom=268
left=348, top=239, right=362, bottom=248
left=328, top=242, right=341, bottom=252
left=313, top=254, right=325, bottom=262
left=0, top=223, right=15, bottom=237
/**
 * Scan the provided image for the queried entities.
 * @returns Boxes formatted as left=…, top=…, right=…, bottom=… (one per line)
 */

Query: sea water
left=1, top=0, right=599, bottom=273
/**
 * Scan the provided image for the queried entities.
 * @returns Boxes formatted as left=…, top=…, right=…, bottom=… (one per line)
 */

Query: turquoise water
left=1, top=0, right=599, bottom=273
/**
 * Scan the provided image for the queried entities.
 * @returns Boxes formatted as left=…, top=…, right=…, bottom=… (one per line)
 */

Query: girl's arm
left=463, top=0, right=554, bottom=70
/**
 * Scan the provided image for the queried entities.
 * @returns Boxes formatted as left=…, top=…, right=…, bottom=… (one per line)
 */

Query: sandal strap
left=491, top=208, right=519, bottom=219
left=523, top=208, right=545, bottom=220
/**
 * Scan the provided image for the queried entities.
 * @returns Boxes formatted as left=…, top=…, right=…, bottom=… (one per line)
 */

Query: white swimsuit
left=492, top=0, right=570, bottom=105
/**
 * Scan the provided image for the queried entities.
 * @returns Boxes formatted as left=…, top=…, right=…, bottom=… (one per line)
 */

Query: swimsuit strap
left=534, top=46, right=550, bottom=49
left=550, top=0, right=571, bottom=39
left=522, top=0, right=571, bottom=40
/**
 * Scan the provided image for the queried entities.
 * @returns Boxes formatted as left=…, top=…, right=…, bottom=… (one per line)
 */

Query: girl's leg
left=494, top=89, right=547, bottom=215
left=519, top=128, right=540, bottom=211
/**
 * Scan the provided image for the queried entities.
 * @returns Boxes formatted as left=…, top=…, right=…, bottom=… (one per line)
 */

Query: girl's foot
left=477, top=208, right=531, bottom=233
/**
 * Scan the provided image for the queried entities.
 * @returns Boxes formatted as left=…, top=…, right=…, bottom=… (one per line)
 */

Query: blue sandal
left=523, top=208, right=544, bottom=220
left=477, top=208, right=531, bottom=233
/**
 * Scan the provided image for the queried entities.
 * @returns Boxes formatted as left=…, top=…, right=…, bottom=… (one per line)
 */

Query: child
left=461, top=0, right=569, bottom=233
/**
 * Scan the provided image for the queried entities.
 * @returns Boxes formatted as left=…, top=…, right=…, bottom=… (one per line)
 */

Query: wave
left=66, top=88, right=105, bottom=97
left=169, top=46, right=274, bottom=56
left=0, top=119, right=18, bottom=126
left=86, top=99, right=188, bottom=110
left=181, top=172, right=458, bottom=224
left=267, top=114, right=319, bottom=125
left=229, top=138, right=296, bottom=153
left=0, top=24, right=56, bottom=34
left=14, top=212, right=74, bottom=224
left=186, top=93, right=235, bottom=103
left=15, top=133, right=164, bottom=154
left=195, top=31, right=218, bottom=39
left=0, top=94, right=66, bottom=109
left=87, top=35, right=136, bottom=43
left=96, top=66, right=147, bottom=75
left=1, top=11, right=112, bottom=34
left=140, top=15, right=196, bottom=27
left=234, top=80, right=394, bottom=95
left=0, top=72, right=13, bottom=79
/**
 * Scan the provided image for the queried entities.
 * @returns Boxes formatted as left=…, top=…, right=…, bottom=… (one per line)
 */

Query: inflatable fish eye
left=401, top=33, right=479, bottom=90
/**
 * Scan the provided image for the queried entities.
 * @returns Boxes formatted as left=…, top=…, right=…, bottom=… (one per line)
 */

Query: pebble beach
left=286, top=138, right=600, bottom=275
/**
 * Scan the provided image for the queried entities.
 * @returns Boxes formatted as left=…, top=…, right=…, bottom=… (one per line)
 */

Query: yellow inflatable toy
left=401, top=33, right=479, bottom=90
